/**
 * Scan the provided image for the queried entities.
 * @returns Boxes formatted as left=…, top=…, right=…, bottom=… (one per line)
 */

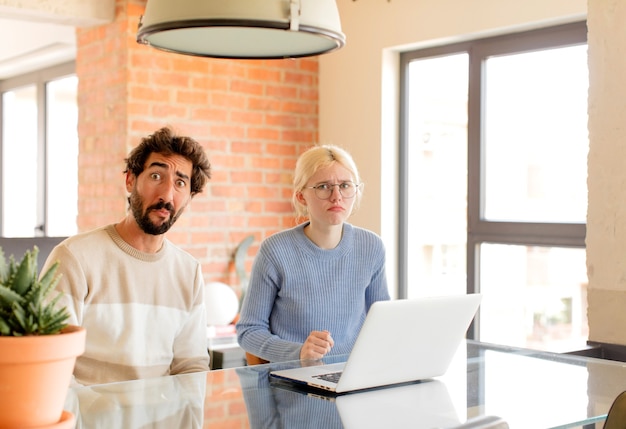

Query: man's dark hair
left=124, top=127, right=211, bottom=196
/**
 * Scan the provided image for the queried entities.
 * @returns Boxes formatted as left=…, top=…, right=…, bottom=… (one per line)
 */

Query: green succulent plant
left=0, top=246, right=69, bottom=336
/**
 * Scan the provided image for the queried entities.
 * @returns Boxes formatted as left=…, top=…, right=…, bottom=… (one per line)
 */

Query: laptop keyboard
left=313, top=371, right=342, bottom=384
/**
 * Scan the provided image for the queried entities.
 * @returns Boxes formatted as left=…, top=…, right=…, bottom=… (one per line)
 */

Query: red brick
left=230, top=79, right=264, bottom=95
left=247, top=127, right=280, bottom=141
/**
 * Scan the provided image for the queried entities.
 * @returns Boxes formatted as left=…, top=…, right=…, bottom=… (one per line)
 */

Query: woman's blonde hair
left=292, top=144, right=363, bottom=219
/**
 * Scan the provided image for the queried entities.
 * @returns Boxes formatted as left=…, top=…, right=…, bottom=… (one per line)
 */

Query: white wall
left=586, top=0, right=626, bottom=345
left=319, top=0, right=586, bottom=295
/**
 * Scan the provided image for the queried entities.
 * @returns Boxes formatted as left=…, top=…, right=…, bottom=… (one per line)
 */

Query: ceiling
left=0, top=1, right=114, bottom=80
left=0, top=18, right=76, bottom=79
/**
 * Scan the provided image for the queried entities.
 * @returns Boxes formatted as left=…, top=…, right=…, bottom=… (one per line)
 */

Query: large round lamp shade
left=137, top=0, right=346, bottom=59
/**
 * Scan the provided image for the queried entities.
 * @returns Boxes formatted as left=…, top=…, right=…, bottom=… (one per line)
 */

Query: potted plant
left=0, top=246, right=86, bottom=429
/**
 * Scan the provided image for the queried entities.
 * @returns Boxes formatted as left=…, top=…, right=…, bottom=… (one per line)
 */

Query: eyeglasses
left=304, top=182, right=361, bottom=199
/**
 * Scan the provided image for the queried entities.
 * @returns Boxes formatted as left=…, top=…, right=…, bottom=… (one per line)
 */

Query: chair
left=245, top=352, right=269, bottom=366
left=0, top=237, right=66, bottom=268
left=604, top=391, right=626, bottom=429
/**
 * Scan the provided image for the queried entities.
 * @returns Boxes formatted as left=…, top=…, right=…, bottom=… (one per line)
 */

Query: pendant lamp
left=136, top=0, right=346, bottom=59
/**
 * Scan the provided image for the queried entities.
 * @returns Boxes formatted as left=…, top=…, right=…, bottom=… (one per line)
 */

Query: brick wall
left=76, top=0, right=318, bottom=297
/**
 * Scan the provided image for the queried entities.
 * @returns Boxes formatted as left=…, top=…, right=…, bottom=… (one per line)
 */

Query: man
left=42, top=127, right=212, bottom=385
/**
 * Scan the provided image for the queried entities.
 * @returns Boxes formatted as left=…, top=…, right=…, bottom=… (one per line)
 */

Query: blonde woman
left=236, top=144, right=390, bottom=363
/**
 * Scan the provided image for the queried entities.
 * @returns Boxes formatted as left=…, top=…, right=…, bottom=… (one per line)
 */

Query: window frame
left=398, top=22, right=588, bottom=339
left=0, top=61, right=76, bottom=237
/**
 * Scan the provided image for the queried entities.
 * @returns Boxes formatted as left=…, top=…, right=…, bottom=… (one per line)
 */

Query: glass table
left=64, top=340, right=626, bottom=428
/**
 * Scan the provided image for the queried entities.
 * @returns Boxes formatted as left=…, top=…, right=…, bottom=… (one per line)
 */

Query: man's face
left=126, top=153, right=193, bottom=235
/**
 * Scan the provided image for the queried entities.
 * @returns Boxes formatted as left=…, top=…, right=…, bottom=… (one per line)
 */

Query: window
left=399, top=22, right=588, bottom=352
left=0, top=62, right=78, bottom=238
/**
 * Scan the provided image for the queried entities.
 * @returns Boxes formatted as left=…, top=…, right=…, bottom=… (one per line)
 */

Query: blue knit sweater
left=236, top=222, right=390, bottom=362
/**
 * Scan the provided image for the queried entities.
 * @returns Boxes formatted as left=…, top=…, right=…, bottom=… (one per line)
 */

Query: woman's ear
left=295, top=191, right=307, bottom=206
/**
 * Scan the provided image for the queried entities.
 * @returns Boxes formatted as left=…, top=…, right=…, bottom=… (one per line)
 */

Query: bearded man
left=42, top=127, right=212, bottom=386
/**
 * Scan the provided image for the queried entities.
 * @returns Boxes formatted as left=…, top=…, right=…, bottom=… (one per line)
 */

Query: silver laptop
left=269, top=294, right=482, bottom=394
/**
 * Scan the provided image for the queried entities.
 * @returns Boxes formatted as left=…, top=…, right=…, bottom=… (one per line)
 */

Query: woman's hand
left=300, top=330, right=334, bottom=361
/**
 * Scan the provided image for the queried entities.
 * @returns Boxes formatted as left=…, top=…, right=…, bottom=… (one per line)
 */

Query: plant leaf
left=0, top=246, right=69, bottom=336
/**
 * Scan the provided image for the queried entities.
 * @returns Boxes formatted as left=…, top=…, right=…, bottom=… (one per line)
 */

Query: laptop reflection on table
left=270, top=378, right=462, bottom=429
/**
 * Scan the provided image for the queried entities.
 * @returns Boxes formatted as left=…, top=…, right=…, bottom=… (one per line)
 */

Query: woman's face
left=297, top=162, right=357, bottom=228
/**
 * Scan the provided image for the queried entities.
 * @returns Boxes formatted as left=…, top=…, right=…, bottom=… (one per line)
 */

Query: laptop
left=269, top=294, right=482, bottom=394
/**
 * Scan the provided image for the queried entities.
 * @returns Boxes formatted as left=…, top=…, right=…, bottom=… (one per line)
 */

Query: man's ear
left=125, top=171, right=135, bottom=193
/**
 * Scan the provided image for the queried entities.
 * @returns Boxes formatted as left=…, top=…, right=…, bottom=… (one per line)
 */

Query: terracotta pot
left=0, top=325, right=86, bottom=429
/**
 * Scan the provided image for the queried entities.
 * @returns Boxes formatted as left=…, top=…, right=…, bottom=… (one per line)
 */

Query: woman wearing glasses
left=236, top=145, right=390, bottom=363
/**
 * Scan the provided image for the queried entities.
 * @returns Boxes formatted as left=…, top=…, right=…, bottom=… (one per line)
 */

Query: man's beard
left=129, top=190, right=183, bottom=235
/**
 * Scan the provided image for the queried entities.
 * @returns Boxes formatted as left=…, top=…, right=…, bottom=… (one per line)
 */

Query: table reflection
left=63, top=341, right=626, bottom=428
left=236, top=365, right=464, bottom=429
left=66, top=372, right=205, bottom=428
left=237, top=365, right=343, bottom=429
